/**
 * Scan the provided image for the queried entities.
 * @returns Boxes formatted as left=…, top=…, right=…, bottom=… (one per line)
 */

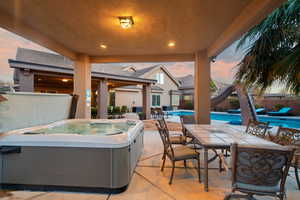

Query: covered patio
left=1, top=122, right=299, bottom=200
left=0, top=0, right=285, bottom=122
left=9, top=57, right=156, bottom=119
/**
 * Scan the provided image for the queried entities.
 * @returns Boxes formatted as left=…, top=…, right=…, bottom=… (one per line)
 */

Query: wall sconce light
left=118, top=16, right=134, bottom=29
left=62, top=79, right=69, bottom=82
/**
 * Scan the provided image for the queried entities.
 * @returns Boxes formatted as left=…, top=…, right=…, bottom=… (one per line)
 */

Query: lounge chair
left=227, top=108, right=241, bottom=114
left=228, top=108, right=266, bottom=114
left=255, top=107, right=266, bottom=114
left=267, top=107, right=292, bottom=116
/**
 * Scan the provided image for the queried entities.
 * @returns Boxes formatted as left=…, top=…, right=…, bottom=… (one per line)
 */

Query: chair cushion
left=233, top=182, right=280, bottom=193
left=169, top=135, right=186, bottom=144
left=168, top=146, right=198, bottom=161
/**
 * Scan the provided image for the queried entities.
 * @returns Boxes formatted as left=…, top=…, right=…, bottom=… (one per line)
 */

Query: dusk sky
left=0, top=27, right=243, bottom=84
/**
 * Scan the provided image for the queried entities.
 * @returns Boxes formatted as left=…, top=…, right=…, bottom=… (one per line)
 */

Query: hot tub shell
left=0, top=119, right=144, bottom=193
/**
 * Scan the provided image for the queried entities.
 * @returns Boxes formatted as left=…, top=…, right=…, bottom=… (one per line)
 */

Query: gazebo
left=0, top=0, right=285, bottom=122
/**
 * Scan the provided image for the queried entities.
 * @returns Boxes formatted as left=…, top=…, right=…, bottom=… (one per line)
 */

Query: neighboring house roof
left=177, top=74, right=194, bottom=89
left=10, top=48, right=156, bottom=84
left=16, top=48, right=73, bottom=68
left=135, top=65, right=181, bottom=87
left=12, top=48, right=179, bottom=86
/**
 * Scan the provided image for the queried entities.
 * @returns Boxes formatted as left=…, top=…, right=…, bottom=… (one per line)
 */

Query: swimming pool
left=167, top=110, right=300, bottom=129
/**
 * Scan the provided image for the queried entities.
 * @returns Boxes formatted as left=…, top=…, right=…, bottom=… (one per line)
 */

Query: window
left=171, top=95, right=180, bottom=106
left=155, top=73, right=164, bottom=84
left=183, top=95, right=192, bottom=101
left=152, top=94, right=161, bottom=107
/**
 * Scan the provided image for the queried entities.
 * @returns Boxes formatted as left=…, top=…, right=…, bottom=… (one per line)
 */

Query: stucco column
left=19, top=69, right=34, bottom=92
left=142, top=84, right=151, bottom=120
left=194, top=50, right=211, bottom=124
left=74, top=54, right=91, bottom=119
left=97, top=79, right=108, bottom=119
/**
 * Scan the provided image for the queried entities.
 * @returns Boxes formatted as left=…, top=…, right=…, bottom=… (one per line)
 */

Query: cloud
left=211, top=60, right=238, bottom=84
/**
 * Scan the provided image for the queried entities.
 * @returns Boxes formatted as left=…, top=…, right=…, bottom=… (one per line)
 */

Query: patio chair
left=268, top=126, right=300, bottom=190
left=151, top=108, right=158, bottom=119
left=255, top=108, right=266, bottom=114
left=157, top=118, right=186, bottom=145
left=267, top=107, right=292, bottom=116
left=225, top=143, right=295, bottom=200
left=155, top=123, right=201, bottom=184
left=179, top=115, right=196, bottom=138
left=245, top=120, right=269, bottom=138
left=156, top=107, right=165, bottom=118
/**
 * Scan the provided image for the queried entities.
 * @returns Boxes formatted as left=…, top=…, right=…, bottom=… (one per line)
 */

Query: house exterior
left=9, top=48, right=192, bottom=111
left=113, top=65, right=181, bottom=110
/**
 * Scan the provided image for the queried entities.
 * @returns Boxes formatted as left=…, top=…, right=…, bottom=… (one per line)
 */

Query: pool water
left=26, top=122, right=135, bottom=135
left=167, top=111, right=300, bottom=129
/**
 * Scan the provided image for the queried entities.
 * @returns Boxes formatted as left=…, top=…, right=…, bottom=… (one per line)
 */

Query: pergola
left=0, top=0, right=285, bottom=123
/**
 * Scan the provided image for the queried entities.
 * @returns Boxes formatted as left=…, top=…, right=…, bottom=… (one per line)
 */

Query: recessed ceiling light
left=62, top=79, right=68, bottom=82
left=118, top=16, right=134, bottom=29
left=100, top=44, right=107, bottom=49
left=168, top=41, right=175, bottom=47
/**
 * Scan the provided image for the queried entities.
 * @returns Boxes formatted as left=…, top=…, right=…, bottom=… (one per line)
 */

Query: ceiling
left=0, top=0, right=284, bottom=61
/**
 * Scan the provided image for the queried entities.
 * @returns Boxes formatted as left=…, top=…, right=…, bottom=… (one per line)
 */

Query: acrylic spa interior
left=0, top=93, right=144, bottom=193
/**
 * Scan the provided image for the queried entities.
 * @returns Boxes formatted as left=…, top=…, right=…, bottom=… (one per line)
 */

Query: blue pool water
left=167, top=111, right=300, bottom=129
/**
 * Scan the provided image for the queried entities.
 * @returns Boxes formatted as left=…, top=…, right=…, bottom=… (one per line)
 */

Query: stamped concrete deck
left=1, top=121, right=300, bottom=200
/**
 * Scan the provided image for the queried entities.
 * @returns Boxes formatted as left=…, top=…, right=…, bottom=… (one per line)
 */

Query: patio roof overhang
left=0, top=0, right=286, bottom=121
left=0, top=0, right=284, bottom=62
left=9, top=59, right=157, bottom=85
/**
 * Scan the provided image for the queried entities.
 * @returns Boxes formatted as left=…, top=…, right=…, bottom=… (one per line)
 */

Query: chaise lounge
left=267, top=107, right=292, bottom=116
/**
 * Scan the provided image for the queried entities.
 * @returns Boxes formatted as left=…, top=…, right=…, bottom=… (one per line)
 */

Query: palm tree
left=235, top=0, right=300, bottom=94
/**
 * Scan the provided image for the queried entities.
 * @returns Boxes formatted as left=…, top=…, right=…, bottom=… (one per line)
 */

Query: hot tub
left=0, top=119, right=144, bottom=193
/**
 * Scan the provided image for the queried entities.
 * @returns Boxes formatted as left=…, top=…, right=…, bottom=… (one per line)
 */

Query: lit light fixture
left=62, top=79, right=68, bottom=82
left=100, top=43, right=107, bottom=49
left=168, top=41, right=176, bottom=47
left=118, top=16, right=134, bottom=29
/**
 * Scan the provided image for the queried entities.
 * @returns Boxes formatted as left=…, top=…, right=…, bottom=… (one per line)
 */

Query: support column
left=142, top=84, right=151, bottom=120
left=97, top=79, right=108, bottom=119
left=74, top=54, right=91, bottom=119
left=194, top=50, right=211, bottom=124
left=19, top=69, right=34, bottom=92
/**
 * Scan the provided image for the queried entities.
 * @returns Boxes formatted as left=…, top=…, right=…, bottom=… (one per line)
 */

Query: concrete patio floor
left=1, top=127, right=300, bottom=200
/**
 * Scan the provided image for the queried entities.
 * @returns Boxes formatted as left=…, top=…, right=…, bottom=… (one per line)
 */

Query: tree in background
left=235, top=0, right=300, bottom=94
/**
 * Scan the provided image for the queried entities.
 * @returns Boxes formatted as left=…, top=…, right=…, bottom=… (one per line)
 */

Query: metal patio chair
left=180, top=115, right=196, bottom=139
left=268, top=126, right=300, bottom=190
left=225, top=143, right=295, bottom=200
left=157, top=118, right=186, bottom=145
left=245, top=120, right=269, bottom=138
left=155, top=123, right=201, bottom=184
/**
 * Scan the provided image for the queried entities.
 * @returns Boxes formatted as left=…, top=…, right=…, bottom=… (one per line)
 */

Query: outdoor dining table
left=184, top=124, right=281, bottom=192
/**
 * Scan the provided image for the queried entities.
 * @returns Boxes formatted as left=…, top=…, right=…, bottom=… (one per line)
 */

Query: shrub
left=183, top=101, right=193, bottom=110
left=255, top=104, right=264, bottom=108
left=108, top=106, right=113, bottom=114
left=138, top=112, right=146, bottom=120
left=229, top=98, right=239, bottom=109
left=91, top=107, right=97, bottom=118
left=113, top=106, right=121, bottom=114
left=121, top=105, right=128, bottom=113
left=274, top=104, right=284, bottom=111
